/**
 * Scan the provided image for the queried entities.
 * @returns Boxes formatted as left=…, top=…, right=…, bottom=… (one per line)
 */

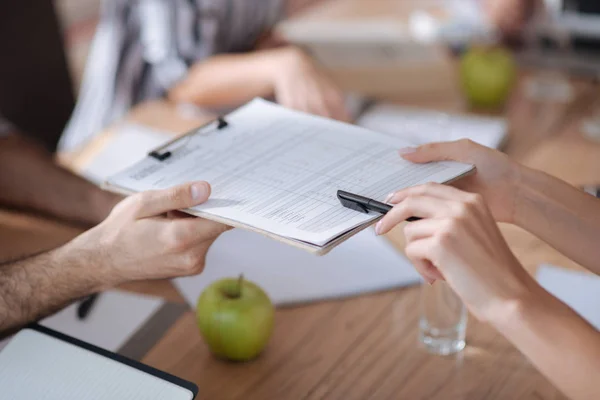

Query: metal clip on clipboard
left=148, top=116, right=229, bottom=161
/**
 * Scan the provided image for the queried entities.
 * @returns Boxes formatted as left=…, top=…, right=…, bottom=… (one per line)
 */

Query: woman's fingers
left=307, top=87, right=332, bottom=118
left=399, top=139, right=479, bottom=164
left=376, top=195, right=450, bottom=235
left=402, top=221, right=445, bottom=283
left=276, top=85, right=296, bottom=110
left=405, top=237, right=444, bottom=276
left=321, top=81, right=349, bottom=121
left=306, top=76, right=345, bottom=120
left=403, top=218, right=441, bottom=242
left=386, top=182, right=475, bottom=205
left=411, top=258, right=444, bottom=284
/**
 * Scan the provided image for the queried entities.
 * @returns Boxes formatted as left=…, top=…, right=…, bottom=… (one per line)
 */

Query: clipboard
left=0, top=324, right=198, bottom=400
left=102, top=98, right=475, bottom=256
left=148, top=116, right=229, bottom=161
left=102, top=115, right=351, bottom=255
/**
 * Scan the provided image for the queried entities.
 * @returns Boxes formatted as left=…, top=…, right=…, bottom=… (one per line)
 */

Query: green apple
left=460, top=46, right=516, bottom=109
left=196, top=276, right=274, bottom=362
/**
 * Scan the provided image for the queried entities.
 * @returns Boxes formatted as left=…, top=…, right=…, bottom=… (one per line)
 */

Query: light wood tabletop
left=2, top=1, right=600, bottom=399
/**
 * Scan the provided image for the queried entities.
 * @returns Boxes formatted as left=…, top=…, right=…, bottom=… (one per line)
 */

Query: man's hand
left=0, top=181, right=229, bottom=334
left=77, top=181, right=230, bottom=286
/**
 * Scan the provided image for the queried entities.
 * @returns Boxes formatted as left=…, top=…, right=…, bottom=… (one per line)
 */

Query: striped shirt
left=60, top=0, right=284, bottom=151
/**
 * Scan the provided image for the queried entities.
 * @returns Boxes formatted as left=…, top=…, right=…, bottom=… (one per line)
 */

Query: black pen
left=337, top=190, right=421, bottom=221
left=77, top=293, right=100, bottom=320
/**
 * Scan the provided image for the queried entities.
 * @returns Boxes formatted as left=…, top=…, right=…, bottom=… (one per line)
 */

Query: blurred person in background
left=61, top=0, right=349, bottom=150
left=0, top=119, right=119, bottom=227
left=0, top=1, right=121, bottom=226
left=484, top=0, right=538, bottom=38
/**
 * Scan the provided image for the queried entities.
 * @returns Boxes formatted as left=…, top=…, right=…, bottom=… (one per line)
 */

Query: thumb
left=131, top=181, right=211, bottom=219
left=399, top=139, right=474, bottom=164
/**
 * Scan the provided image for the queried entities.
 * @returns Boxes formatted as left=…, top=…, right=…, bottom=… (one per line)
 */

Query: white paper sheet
left=0, top=291, right=163, bottom=353
left=173, top=227, right=421, bottom=307
left=358, top=103, right=507, bottom=149
left=302, top=41, right=443, bottom=68
left=108, top=99, right=473, bottom=246
left=82, top=123, right=171, bottom=184
left=537, top=264, right=600, bottom=330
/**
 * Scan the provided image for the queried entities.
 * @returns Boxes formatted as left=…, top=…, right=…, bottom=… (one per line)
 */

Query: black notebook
left=0, top=324, right=197, bottom=400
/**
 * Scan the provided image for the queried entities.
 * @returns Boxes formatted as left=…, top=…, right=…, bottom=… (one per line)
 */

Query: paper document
left=107, top=99, right=473, bottom=253
left=40, top=290, right=164, bottom=352
left=301, top=41, right=443, bottom=68
left=0, top=291, right=164, bottom=354
left=174, top=228, right=421, bottom=307
left=82, top=123, right=171, bottom=183
left=358, top=103, right=507, bottom=149
left=537, top=264, right=600, bottom=330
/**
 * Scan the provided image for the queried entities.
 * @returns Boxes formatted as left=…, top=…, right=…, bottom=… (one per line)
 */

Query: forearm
left=493, top=286, right=600, bottom=400
left=0, top=241, right=109, bottom=335
left=168, top=47, right=298, bottom=107
left=0, top=135, right=120, bottom=225
left=514, top=166, right=600, bottom=272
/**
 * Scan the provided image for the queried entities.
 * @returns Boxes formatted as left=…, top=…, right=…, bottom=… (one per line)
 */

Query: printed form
left=108, top=99, right=472, bottom=247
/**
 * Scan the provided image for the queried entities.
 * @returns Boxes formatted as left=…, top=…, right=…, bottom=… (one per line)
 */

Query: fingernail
left=375, top=220, right=383, bottom=235
left=398, top=147, right=417, bottom=155
left=384, top=192, right=395, bottom=203
left=191, top=182, right=209, bottom=201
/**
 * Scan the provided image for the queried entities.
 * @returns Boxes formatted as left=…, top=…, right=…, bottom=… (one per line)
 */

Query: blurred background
left=4, top=0, right=600, bottom=152
left=1, top=2, right=600, bottom=398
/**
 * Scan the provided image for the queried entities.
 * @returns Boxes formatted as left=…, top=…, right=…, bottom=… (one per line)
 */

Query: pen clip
left=148, top=116, right=229, bottom=161
left=337, top=190, right=369, bottom=214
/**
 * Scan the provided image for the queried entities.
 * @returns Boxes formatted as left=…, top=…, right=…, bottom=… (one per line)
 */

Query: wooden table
left=3, top=3, right=600, bottom=399
left=0, top=75, right=595, bottom=400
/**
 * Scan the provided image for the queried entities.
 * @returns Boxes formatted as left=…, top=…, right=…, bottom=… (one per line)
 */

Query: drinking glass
left=524, top=6, right=574, bottom=103
left=419, top=280, right=467, bottom=355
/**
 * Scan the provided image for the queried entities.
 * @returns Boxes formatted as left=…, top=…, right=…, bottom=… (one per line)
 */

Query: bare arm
left=378, top=182, right=600, bottom=400
left=167, top=0, right=332, bottom=106
left=399, top=140, right=600, bottom=274
left=0, top=181, right=229, bottom=336
left=0, top=134, right=120, bottom=225
left=0, top=244, right=109, bottom=337
left=495, top=287, right=600, bottom=400
left=514, top=166, right=600, bottom=272
left=168, top=46, right=349, bottom=121
left=168, top=50, right=277, bottom=108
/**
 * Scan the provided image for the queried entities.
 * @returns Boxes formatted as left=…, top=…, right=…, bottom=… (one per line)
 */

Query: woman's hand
left=395, top=140, right=521, bottom=223
left=376, top=183, right=535, bottom=322
left=271, top=47, right=350, bottom=122
left=378, top=183, right=600, bottom=400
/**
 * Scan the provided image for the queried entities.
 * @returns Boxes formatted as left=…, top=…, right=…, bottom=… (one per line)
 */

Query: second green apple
left=460, top=46, right=516, bottom=110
